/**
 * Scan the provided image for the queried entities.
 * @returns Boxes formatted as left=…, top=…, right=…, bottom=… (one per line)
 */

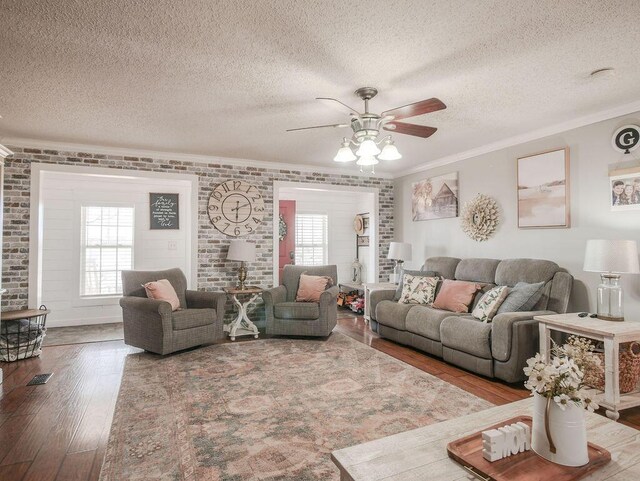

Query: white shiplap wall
left=279, top=188, right=375, bottom=284
left=40, top=171, right=193, bottom=327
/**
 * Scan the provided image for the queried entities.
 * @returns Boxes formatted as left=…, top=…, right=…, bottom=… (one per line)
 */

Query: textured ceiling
left=1, top=0, right=640, bottom=175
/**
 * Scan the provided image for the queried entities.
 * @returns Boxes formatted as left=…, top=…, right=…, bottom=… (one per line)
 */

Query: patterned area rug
left=100, top=333, right=492, bottom=480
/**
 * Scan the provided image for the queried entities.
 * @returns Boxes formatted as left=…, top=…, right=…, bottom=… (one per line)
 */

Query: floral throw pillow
left=398, top=274, right=439, bottom=305
left=472, top=285, right=510, bottom=322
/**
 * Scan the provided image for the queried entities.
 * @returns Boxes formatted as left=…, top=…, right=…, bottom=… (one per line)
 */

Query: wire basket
left=583, top=341, right=640, bottom=394
left=0, top=306, right=49, bottom=362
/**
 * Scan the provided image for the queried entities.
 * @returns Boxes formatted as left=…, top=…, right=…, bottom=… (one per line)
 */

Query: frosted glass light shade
left=387, top=242, right=412, bottom=261
left=583, top=240, right=640, bottom=273
left=227, top=240, right=256, bottom=262
left=355, top=139, right=381, bottom=157
left=378, top=143, right=402, bottom=161
left=333, top=146, right=357, bottom=162
left=356, top=155, right=379, bottom=166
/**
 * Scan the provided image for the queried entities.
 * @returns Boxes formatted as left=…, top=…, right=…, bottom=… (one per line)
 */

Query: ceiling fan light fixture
left=333, top=146, right=357, bottom=163
left=378, top=141, right=402, bottom=161
left=355, top=139, right=381, bottom=157
left=356, top=155, right=379, bottom=166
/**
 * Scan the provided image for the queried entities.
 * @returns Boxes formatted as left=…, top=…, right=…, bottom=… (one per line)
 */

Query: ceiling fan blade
left=382, top=98, right=446, bottom=121
left=383, top=122, right=437, bottom=138
left=316, top=97, right=360, bottom=115
left=286, top=123, right=349, bottom=132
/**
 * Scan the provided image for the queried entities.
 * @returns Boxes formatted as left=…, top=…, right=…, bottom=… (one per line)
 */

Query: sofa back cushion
left=454, top=258, right=500, bottom=284
left=282, top=265, right=338, bottom=301
left=121, top=268, right=188, bottom=308
left=432, top=280, right=482, bottom=313
left=494, top=259, right=559, bottom=287
left=423, top=257, right=461, bottom=280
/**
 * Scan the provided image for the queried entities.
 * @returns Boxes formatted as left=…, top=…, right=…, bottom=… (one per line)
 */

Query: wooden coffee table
left=331, top=398, right=640, bottom=480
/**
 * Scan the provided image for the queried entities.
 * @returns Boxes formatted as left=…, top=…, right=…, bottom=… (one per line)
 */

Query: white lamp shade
left=356, top=155, right=379, bottom=166
left=333, top=146, right=357, bottom=162
left=378, top=143, right=402, bottom=161
left=227, top=240, right=256, bottom=262
left=387, top=242, right=412, bottom=262
left=355, top=139, right=381, bottom=157
left=583, top=239, right=640, bottom=274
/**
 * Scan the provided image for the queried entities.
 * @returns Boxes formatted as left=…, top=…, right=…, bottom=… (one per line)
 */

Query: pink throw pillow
left=295, top=273, right=332, bottom=302
left=432, top=280, right=481, bottom=313
left=143, top=279, right=180, bottom=311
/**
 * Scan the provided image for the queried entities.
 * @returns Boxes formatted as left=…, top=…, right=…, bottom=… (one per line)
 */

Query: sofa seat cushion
left=376, top=301, right=414, bottom=331
left=172, top=308, right=216, bottom=330
left=405, top=306, right=468, bottom=341
left=274, top=302, right=319, bottom=320
left=440, top=316, right=493, bottom=359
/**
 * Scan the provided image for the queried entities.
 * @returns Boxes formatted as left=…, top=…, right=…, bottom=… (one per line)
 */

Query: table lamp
left=387, top=242, right=412, bottom=283
left=227, top=240, right=256, bottom=290
left=583, top=239, right=639, bottom=321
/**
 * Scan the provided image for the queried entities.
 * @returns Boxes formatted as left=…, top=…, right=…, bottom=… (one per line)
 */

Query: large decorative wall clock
left=207, top=179, right=265, bottom=236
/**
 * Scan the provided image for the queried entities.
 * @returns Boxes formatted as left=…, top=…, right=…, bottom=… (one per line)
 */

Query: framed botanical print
left=517, top=148, right=570, bottom=228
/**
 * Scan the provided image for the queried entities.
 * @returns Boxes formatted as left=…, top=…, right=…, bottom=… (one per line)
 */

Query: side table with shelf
left=223, top=286, right=262, bottom=341
left=363, top=282, right=396, bottom=323
left=535, top=312, right=640, bottom=421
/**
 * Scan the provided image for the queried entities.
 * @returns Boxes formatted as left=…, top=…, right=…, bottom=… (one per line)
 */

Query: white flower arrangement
left=524, top=336, right=601, bottom=412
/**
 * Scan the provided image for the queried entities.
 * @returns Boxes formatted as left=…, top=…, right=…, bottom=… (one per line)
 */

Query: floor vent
left=27, top=373, right=53, bottom=386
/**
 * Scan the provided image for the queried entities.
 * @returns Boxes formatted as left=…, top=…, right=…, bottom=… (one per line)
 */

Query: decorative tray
left=446, top=416, right=611, bottom=481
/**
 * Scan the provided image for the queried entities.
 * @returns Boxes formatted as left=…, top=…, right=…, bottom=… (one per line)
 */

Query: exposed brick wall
left=2, top=146, right=394, bottom=321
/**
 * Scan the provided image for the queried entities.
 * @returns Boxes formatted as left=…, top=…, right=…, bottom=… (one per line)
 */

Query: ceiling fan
left=287, top=87, right=446, bottom=172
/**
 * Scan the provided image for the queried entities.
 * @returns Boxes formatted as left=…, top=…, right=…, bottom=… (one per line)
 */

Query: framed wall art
left=149, top=193, right=179, bottom=230
left=517, top=148, right=570, bottom=228
left=412, top=172, right=459, bottom=221
left=610, top=166, right=640, bottom=211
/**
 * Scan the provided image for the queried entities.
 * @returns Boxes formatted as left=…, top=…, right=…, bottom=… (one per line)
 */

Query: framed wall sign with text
left=149, top=193, right=179, bottom=230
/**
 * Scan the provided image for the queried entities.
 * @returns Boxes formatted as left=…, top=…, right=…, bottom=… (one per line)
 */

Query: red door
left=278, top=200, right=296, bottom=283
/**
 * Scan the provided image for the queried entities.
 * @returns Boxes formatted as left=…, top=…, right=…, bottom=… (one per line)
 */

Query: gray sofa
left=263, top=265, right=340, bottom=337
left=369, top=257, right=573, bottom=383
left=120, top=268, right=226, bottom=355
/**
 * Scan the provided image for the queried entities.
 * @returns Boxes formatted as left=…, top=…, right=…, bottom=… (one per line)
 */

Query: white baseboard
left=46, top=316, right=122, bottom=328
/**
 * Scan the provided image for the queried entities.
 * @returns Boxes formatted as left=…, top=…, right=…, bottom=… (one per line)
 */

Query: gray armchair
left=120, top=268, right=226, bottom=355
left=263, top=265, right=339, bottom=337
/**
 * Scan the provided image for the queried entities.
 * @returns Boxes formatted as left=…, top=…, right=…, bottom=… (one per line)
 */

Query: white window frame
left=79, top=203, right=135, bottom=298
left=294, top=211, right=329, bottom=266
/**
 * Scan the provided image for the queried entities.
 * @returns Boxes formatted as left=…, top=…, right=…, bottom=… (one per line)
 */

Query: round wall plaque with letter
left=207, top=179, right=265, bottom=237
left=612, top=125, right=640, bottom=154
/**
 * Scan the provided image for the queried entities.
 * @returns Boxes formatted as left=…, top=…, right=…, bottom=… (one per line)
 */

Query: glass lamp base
left=596, top=274, right=624, bottom=322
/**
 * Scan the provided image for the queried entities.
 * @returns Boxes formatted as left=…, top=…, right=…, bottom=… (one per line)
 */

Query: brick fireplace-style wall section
left=2, top=146, right=394, bottom=318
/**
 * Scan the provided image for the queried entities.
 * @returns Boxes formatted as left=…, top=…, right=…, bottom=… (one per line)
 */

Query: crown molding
left=395, top=99, right=640, bottom=179
left=0, top=143, right=14, bottom=159
left=0, top=137, right=394, bottom=180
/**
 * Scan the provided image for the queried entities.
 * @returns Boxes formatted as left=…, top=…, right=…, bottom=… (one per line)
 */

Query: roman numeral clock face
left=207, top=180, right=265, bottom=237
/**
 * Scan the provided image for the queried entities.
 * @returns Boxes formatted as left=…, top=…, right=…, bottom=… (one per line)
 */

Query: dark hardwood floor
left=0, top=314, right=639, bottom=480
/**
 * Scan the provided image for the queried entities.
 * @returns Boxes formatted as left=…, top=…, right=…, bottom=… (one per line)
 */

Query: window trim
left=294, top=211, right=329, bottom=266
left=79, top=203, right=136, bottom=299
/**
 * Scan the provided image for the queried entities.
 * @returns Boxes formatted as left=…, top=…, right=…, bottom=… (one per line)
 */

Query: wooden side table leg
left=241, top=294, right=260, bottom=338
left=228, top=294, right=244, bottom=341
left=604, top=337, right=620, bottom=421
left=538, top=322, right=551, bottom=362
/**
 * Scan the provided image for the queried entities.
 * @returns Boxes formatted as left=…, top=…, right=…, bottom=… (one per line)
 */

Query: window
left=81, top=206, right=134, bottom=296
left=295, top=213, right=328, bottom=266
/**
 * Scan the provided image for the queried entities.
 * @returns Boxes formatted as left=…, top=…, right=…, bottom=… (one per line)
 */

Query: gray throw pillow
left=393, top=269, right=438, bottom=301
left=496, top=281, right=545, bottom=314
